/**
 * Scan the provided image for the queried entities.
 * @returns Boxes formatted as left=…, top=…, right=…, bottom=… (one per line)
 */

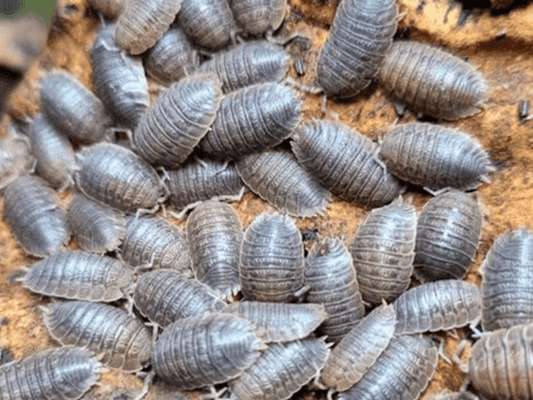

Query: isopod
left=350, top=198, right=416, bottom=305
left=291, top=119, right=402, bottom=208
left=315, top=0, right=398, bottom=98
left=414, top=189, right=483, bottom=282
left=519, top=100, right=531, bottom=122
left=198, top=83, right=302, bottom=160
left=230, top=0, right=286, bottom=36
left=236, top=148, right=331, bottom=217
left=88, top=0, right=128, bottom=18
left=22, top=250, right=133, bottom=302
left=43, top=300, right=152, bottom=371
left=133, top=269, right=226, bottom=327
left=240, top=212, right=305, bottom=302
left=3, top=175, right=70, bottom=257
left=378, top=123, right=493, bottom=191
left=481, top=228, right=533, bottom=332
left=393, top=279, right=482, bottom=335
left=305, top=237, right=365, bottom=343
left=225, top=301, right=327, bottom=342
left=0, top=123, right=35, bottom=190
left=187, top=200, right=243, bottom=297
left=152, top=312, right=265, bottom=389
left=377, top=41, right=488, bottom=120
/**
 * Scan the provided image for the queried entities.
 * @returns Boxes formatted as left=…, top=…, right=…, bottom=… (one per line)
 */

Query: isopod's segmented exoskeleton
left=236, top=148, right=331, bottom=217
left=377, top=41, right=488, bottom=120
left=115, top=0, right=182, bottom=55
left=350, top=199, right=416, bottom=305
left=305, top=238, right=365, bottom=343
left=133, top=269, right=226, bottom=327
left=166, top=159, right=245, bottom=213
left=378, top=123, right=493, bottom=191
left=0, top=346, right=102, bottom=400
left=91, top=23, right=150, bottom=129
left=414, top=189, right=483, bottom=282
left=120, top=214, right=192, bottom=276
left=0, top=124, right=35, bottom=190
left=198, top=41, right=290, bottom=93
left=315, top=0, right=398, bottom=98
left=481, top=228, right=533, bottom=332
left=152, top=312, right=265, bottom=389
left=75, top=143, right=163, bottom=213
left=337, top=334, right=438, bottom=400
left=229, top=337, right=330, bottom=400
left=187, top=200, right=243, bottom=297
left=23, top=250, right=133, bottom=302
left=292, top=120, right=402, bottom=208
left=43, top=300, right=152, bottom=372
left=3, top=176, right=70, bottom=257
left=198, top=83, right=302, bottom=160
left=225, top=302, right=327, bottom=342
left=393, top=279, right=482, bottom=335
left=240, top=213, right=305, bottom=302
left=133, top=73, right=223, bottom=168
left=39, top=70, right=112, bottom=144
left=321, top=304, right=396, bottom=392
left=230, top=0, right=286, bottom=36
left=88, top=0, right=128, bottom=18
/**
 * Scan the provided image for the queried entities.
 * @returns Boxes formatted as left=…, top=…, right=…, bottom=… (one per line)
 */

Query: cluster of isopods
left=0, top=0, right=530, bottom=399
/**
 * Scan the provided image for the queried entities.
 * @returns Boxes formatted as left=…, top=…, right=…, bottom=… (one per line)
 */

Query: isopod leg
left=132, top=370, right=155, bottom=400
left=452, top=339, right=470, bottom=374
left=200, top=385, right=228, bottom=400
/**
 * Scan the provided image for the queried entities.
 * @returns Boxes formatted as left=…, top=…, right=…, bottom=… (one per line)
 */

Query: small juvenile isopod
left=230, top=0, right=286, bottom=37
left=292, top=119, right=402, bottom=208
left=434, top=390, right=479, bottom=400
left=378, top=123, right=493, bottom=191
left=88, top=0, right=128, bottom=18
left=240, top=212, right=305, bottom=302
left=133, top=269, right=226, bottom=327
left=414, top=189, right=483, bottom=282
left=315, top=0, right=398, bottom=98
left=0, top=123, right=35, bottom=190
left=3, top=175, right=70, bottom=257
left=377, top=41, right=488, bottom=120
left=43, top=300, right=152, bottom=372
left=236, top=148, right=331, bottom=217
left=393, top=279, right=482, bottom=335
left=350, top=199, right=416, bottom=305
left=0, top=346, right=102, bottom=400
left=305, top=237, right=365, bottom=343
left=187, top=200, right=243, bottom=297
left=519, top=100, right=531, bottom=123
left=22, top=250, right=133, bottom=302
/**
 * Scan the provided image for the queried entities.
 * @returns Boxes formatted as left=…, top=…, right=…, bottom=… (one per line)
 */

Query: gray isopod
left=3, top=175, right=70, bottom=258
left=115, top=0, right=182, bottom=55
left=236, top=148, right=331, bottom=217
left=120, top=214, right=192, bottom=277
left=393, top=279, right=482, bottom=335
left=91, top=23, right=150, bottom=129
left=198, top=83, right=302, bottom=160
left=377, top=41, right=488, bottom=120
left=68, top=193, right=127, bottom=254
left=481, top=228, right=533, bottom=332
left=292, top=119, right=402, bottom=208
left=166, top=158, right=245, bottom=213
left=43, top=300, right=152, bottom=372
left=224, top=301, right=327, bottom=342
left=198, top=41, right=290, bottom=93
left=0, top=346, right=102, bottom=400
left=39, top=70, right=112, bottom=144
left=231, top=0, right=286, bottom=36
left=88, top=0, right=128, bottom=18
left=152, top=312, right=265, bottom=389
left=414, top=189, right=483, bottom=282
left=240, top=213, right=305, bottom=302
left=133, top=269, right=226, bottom=327
left=186, top=200, right=243, bottom=297
left=133, top=73, right=223, bottom=168
left=315, top=0, right=398, bottom=98
left=0, top=124, right=35, bottom=190
left=337, top=334, right=438, bottom=400
left=350, top=199, right=416, bottom=305
left=305, top=237, right=365, bottom=343
left=74, top=142, right=163, bottom=213
left=321, top=304, right=396, bottom=392
left=22, top=250, right=133, bottom=302
left=378, top=123, right=493, bottom=191
left=229, top=337, right=330, bottom=400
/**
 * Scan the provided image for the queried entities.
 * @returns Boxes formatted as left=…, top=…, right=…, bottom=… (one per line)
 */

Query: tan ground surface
left=1, top=0, right=533, bottom=398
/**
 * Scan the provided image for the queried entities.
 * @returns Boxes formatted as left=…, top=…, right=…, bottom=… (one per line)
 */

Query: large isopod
left=230, top=0, right=286, bottom=36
